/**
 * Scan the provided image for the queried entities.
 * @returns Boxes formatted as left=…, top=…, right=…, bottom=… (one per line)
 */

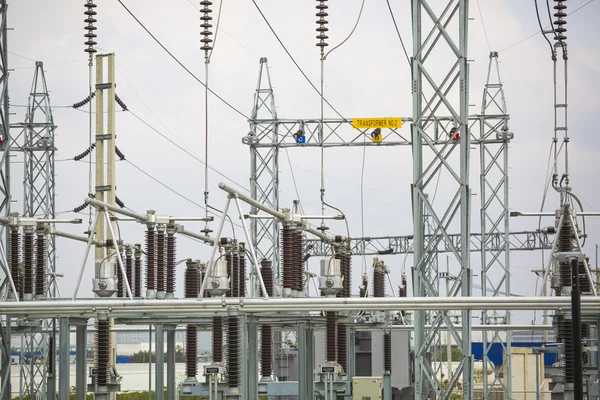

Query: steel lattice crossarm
left=304, top=230, right=552, bottom=257
left=245, top=114, right=510, bottom=148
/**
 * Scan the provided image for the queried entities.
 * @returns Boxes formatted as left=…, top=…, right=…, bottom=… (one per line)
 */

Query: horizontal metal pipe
left=85, top=198, right=149, bottom=222
left=511, top=211, right=600, bottom=217
left=219, top=183, right=286, bottom=220
left=244, top=214, right=342, bottom=220
left=2, top=297, right=599, bottom=318
left=50, top=229, right=103, bottom=246
left=176, top=225, right=214, bottom=244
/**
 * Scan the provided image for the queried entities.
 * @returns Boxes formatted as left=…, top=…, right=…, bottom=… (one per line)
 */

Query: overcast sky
left=5, top=0, right=600, bottom=326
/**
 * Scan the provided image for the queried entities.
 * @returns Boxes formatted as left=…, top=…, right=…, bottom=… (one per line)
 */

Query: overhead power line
left=126, top=110, right=250, bottom=193
left=116, top=0, right=249, bottom=119
left=384, top=0, right=411, bottom=66
left=250, top=0, right=348, bottom=121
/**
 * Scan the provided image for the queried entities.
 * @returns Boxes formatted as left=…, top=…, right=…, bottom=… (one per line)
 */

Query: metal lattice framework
left=8, top=61, right=58, bottom=400
left=410, top=0, right=471, bottom=398
left=304, top=230, right=549, bottom=257
left=0, top=1, right=10, bottom=398
left=479, top=52, right=512, bottom=399
left=248, top=57, right=280, bottom=279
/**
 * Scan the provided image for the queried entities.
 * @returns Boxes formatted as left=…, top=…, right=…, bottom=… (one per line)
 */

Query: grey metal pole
left=58, top=317, right=69, bottom=400
left=248, top=321, right=258, bottom=400
left=298, top=322, right=307, bottom=400
left=47, top=321, right=56, bottom=400
left=148, top=325, right=152, bottom=400
left=307, top=326, right=315, bottom=399
left=156, top=324, right=164, bottom=400
left=76, top=324, right=88, bottom=400
left=166, top=327, right=175, bottom=400
left=535, top=352, right=540, bottom=400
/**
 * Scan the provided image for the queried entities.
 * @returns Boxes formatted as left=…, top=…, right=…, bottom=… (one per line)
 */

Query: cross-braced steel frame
left=0, top=1, right=11, bottom=398
left=8, top=61, right=58, bottom=400
left=410, top=1, right=471, bottom=398
left=479, top=52, right=512, bottom=399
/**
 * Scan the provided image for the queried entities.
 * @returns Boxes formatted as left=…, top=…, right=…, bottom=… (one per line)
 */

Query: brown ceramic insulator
left=315, top=0, right=329, bottom=48
left=156, top=229, right=165, bottom=293
left=578, top=261, right=591, bottom=293
left=116, top=250, right=123, bottom=298
left=384, top=333, right=392, bottom=373
left=399, top=275, right=407, bottom=317
left=239, top=243, right=246, bottom=297
left=145, top=227, right=156, bottom=291
left=326, top=311, right=336, bottom=362
left=294, top=228, right=304, bottom=293
left=186, top=325, right=197, bottom=378
left=185, top=261, right=199, bottom=298
left=35, top=231, right=46, bottom=297
left=96, top=318, right=110, bottom=386
left=373, top=266, right=385, bottom=298
left=337, top=323, right=347, bottom=371
left=212, top=316, right=223, bottom=362
left=166, top=230, right=176, bottom=295
left=10, top=230, right=20, bottom=297
left=281, top=224, right=294, bottom=291
left=261, top=323, right=272, bottom=378
left=84, top=1, right=98, bottom=54
left=226, top=253, right=233, bottom=295
left=557, top=212, right=574, bottom=292
left=260, top=259, right=274, bottom=377
left=559, top=317, right=574, bottom=383
left=125, top=251, right=133, bottom=297
left=359, top=286, right=366, bottom=298
left=47, top=335, right=55, bottom=374
left=134, top=247, right=142, bottom=297
left=23, top=230, right=33, bottom=297
left=228, top=316, right=240, bottom=387
left=232, top=251, right=240, bottom=298
left=200, top=0, right=214, bottom=52
left=553, top=1, right=567, bottom=41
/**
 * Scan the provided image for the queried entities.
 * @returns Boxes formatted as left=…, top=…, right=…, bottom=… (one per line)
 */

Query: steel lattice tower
left=248, top=57, right=280, bottom=279
left=0, top=1, right=11, bottom=398
left=9, top=61, right=58, bottom=400
left=411, top=1, right=472, bottom=398
left=479, top=52, right=512, bottom=399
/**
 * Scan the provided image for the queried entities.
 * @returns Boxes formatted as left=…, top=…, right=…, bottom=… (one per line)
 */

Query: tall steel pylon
left=411, top=1, right=472, bottom=398
left=248, top=57, right=280, bottom=279
left=479, top=52, right=512, bottom=399
left=8, top=61, right=58, bottom=400
left=0, top=1, right=11, bottom=398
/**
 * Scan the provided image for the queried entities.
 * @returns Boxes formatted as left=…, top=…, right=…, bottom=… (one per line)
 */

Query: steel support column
left=479, top=51, right=513, bottom=399
left=155, top=324, right=164, bottom=400
left=411, top=0, right=472, bottom=398
left=248, top=320, right=258, bottom=400
left=76, top=323, right=88, bottom=400
left=58, top=317, right=69, bottom=400
left=248, top=58, right=280, bottom=280
left=166, top=326, right=175, bottom=400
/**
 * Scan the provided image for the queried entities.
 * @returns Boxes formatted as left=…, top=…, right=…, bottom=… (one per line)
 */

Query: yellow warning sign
left=351, top=118, right=403, bottom=129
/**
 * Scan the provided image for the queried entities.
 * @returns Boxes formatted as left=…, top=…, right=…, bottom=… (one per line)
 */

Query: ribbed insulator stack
left=316, top=1, right=329, bottom=50
left=384, top=333, right=392, bottom=373
left=48, top=335, right=55, bottom=376
left=239, top=243, right=246, bottom=298
left=557, top=212, right=574, bottom=294
left=166, top=226, right=176, bottom=297
left=359, top=286, right=366, bottom=298
left=84, top=1, right=97, bottom=55
left=10, top=229, right=21, bottom=299
left=125, top=247, right=133, bottom=297
left=281, top=224, right=294, bottom=294
left=326, top=311, right=336, bottom=362
left=212, top=316, right=222, bottom=362
left=156, top=226, right=166, bottom=297
left=96, top=318, right=110, bottom=386
left=116, top=246, right=124, bottom=298
left=373, top=265, right=385, bottom=298
left=294, top=227, right=304, bottom=294
left=134, top=245, right=142, bottom=297
left=200, top=1, right=214, bottom=53
left=185, top=262, right=199, bottom=379
left=578, top=261, right=591, bottom=293
left=228, top=248, right=240, bottom=386
left=145, top=227, right=156, bottom=295
left=35, top=229, right=46, bottom=299
left=260, top=259, right=274, bottom=379
left=23, top=229, right=33, bottom=299
left=553, top=0, right=567, bottom=41
left=336, top=250, right=350, bottom=372
left=559, top=316, right=574, bottom=383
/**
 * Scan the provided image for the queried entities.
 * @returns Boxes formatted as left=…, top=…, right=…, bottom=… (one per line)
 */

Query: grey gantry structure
left=244, top=0, right=518, bottom=397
